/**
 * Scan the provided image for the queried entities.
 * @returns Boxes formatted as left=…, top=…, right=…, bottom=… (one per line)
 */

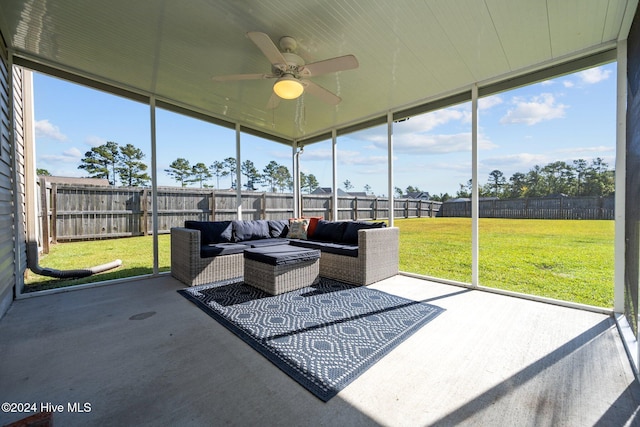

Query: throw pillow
left=304, top=216, right=324, bottom=239
left=184, top=220, right=233, bottom=245
left=268, top=219, right=289, bottom=238
left=287, top=218, right=309, bottom=239
left=312, top=220, right=347, bottom=242
left=232, top=220, right=270, bottom=242
left=341, top=221, right=386, bottom=244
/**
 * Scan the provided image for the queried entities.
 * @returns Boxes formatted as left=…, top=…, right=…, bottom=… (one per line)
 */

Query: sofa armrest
left=359, top=226, right=399, bottom=282
left=171, top=227, right=202, bottom=283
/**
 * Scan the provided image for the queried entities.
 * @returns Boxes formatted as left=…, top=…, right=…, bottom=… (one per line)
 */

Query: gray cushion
left=244, top=245, right=320, bottom=266
left=200, top=243, right=248, bottom=258
left=243, top=238, right=290, bottom=248
left=268, top=219, right=290, bottom=238
left=232, top=220, right=270, bottom=242
left=312, top=220, right=347, bottom=242
left=185, top=221, right=232, bottom=244
left=341, top=221, right=386, bottom=244
left=289, top=239, right=358, bottom=257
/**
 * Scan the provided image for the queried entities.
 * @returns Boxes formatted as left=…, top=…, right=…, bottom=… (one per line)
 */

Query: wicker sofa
left=170, top=219, right=399, bottom=287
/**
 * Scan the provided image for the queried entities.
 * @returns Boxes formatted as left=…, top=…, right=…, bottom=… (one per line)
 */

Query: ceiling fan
left=212, top=32, right=359, bottom=108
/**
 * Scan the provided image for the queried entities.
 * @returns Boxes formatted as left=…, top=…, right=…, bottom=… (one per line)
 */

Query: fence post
left=141, top=188, right=148, bottom=236
left=354, top=197, right=358, bottom=220
left=40, top=178, right=50, bottom=253
left=373, top=197, right=378, bottom=220
left=51, top=183, right=57, bottom=244
left=261, top=193, right=266, bottom=219
left=417, top=199, right=421, bottom=218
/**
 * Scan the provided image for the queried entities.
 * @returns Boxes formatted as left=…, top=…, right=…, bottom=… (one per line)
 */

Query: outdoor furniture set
left=170, top=218, right=399, bottom=294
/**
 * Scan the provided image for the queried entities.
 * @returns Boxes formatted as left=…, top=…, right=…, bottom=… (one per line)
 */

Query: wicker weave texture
left=319, top=227, right=399, bottom=286
left=170, top=227, right=243, bottom=286
left=244, top=258, right=320, bottom=295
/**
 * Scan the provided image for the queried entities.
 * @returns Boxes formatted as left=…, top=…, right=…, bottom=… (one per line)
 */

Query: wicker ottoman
left=243, top=245, right=321, bottom=295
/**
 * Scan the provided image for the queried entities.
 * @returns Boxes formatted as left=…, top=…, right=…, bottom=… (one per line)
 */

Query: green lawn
left=396, top=217, right=614, bottom=307
left=25, top=235, right=172, bottom=291
left=26, top=218, right=615, bottom=308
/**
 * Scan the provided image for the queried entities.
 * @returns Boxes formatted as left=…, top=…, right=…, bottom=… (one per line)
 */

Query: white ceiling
left=0, top=0, right=637, bottom=144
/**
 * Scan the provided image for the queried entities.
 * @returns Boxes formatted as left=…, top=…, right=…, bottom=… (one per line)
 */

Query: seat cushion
left=244, top=245, right=320, bottom=266
left=289, top=239, right=359, bottom=257
left=243, top=238, right=290, bottom=248
left=185, top=221, right=233, bottom=244
left=200, top=243, right=248, bottom=258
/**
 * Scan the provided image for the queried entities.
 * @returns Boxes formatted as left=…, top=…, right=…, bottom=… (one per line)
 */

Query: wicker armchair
left=170, top=227, right=244, bottom=286
left=317, top=227, right=399, bottom=286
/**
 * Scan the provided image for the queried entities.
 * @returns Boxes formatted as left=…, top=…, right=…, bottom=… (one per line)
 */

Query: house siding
left=0, top=33, right=26, bottom=319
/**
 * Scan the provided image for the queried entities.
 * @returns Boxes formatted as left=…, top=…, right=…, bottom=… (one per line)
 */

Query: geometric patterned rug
left=178, top=277, right=444, bottom=401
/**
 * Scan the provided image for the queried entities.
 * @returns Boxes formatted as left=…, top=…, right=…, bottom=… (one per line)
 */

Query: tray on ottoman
left=244, top=245, right=321, bottom=295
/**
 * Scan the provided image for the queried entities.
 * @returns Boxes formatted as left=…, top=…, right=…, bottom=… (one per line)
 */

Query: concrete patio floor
left=1, top=274, right=639, bottom=426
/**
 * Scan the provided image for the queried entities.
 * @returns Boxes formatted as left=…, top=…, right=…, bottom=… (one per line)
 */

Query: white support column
left=387, top=112, right=394, bottom=226
left=332, top=129, right=338, bottom=221
left=292, top=141, right=299, bottom=218
left=614, top=40, right=627, bottom=314
left=150, top=97, right=159, bottom=274
left=235, top=124, right=242, bottom=219
left=471, top=84, right=479, bottom=287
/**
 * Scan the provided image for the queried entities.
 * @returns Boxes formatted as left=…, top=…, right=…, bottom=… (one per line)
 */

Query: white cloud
left=35, top=119, right=67, bottom=141
left=479, top=95, right=503, bottom=110
left=500, top=93, right=567, bottom=125
left=40, top=147, right=83, bottom=163
left=563, top=80, right=574, bottom=88
left=480, top=152, right=549, bottom=172
left=390, top=132, right=496, bottom=155
left=85, top=135, right=106, bottom=147
left=394, top=108, right=466, bottom=135
left=577, top=67, right=611, bottom=84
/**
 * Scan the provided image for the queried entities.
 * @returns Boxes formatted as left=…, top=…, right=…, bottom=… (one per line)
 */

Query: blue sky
left=33, top=62, right=616, bottom=196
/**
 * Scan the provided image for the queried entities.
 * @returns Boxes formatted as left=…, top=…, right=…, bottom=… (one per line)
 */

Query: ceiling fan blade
left=266, top=92, right=281, bottom=109
left=212, top=73, right=275, bottom=82
left=247, top=32, right=287, bottom=67
left=302, top=80, right=341, bottom=105
left=301, top=55, right=359, bottom=77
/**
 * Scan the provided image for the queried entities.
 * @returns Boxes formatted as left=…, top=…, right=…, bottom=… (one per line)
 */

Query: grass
left=26, top=218, right=615, bottom=308
left=395, top=217, right=614, bottom=307
left=24, top=235, right=172, bottom=292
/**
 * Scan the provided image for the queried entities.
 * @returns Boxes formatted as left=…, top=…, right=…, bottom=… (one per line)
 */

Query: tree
left=223, top=157, right=237, bottom=188
left=343, top=179, right=353, bottom=191
left=276, top=165, right=293, bottom=192
left=78, top=141, right=120, bottom=185
left=36, top=168, right=51, bottom=176
left=364, top=184, right=372, bottom=195
left=210, top=160, right=226, bottom=189
left=488, top=169, right=506, bottom=197
left=394, top=187, right=403, bottom=198
left=191, top=162, right=212, bottom=188
left=117, top=143, right=150, bottom=187
left=262, top=161, right=281, bottom=192
left=405, top=185, right=421, bottom=194
left=456, top=179, right=472, bottom=198
left=241, top=160, right=261, bottom=190
left=507, top=172, right=527, bottom=198
left=300, top=172, right=320, bottom=194
left=573, top=159, right=588, bottom=196
left=165, top=158, right=191, bottom=187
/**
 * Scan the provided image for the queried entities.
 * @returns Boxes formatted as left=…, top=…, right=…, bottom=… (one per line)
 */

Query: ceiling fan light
left=273, top=75, right=304, bottom=99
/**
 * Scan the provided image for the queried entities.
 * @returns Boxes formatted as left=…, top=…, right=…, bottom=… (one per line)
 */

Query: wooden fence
left=439, top=196, right=614, bottom=219
left=38, top=183, right=612, bottom=248
left=38, top=184, right=441, bottom=246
